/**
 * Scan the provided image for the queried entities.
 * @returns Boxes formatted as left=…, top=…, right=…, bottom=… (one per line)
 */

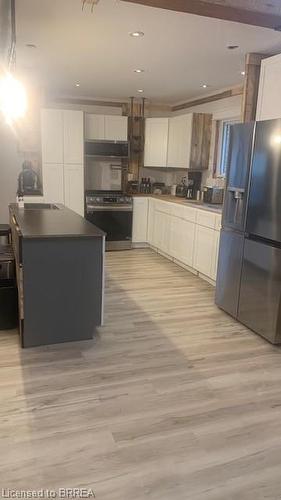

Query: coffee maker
left=176, top=178, right=188, bottom=197
left=186, top=172, right=202, bottom=200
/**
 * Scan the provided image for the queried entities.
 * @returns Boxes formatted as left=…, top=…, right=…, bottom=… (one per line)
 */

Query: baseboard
left=157, top=249, right=174, bottom=261
left=132, top=242, right=149, bottom=248
left=198, top=272, right=216, bottom=287
left=173, top=258, right=197, bottom=275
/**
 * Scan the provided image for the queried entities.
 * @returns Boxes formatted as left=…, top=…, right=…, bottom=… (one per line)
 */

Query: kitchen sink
left=23, top=203, right=60, bottom=210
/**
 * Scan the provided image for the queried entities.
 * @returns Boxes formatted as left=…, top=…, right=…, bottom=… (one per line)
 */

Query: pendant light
left=0, top=0, right=27, bottom=125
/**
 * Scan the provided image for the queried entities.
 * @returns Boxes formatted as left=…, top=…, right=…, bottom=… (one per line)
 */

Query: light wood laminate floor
left=1, top=249, right=281, bottom=499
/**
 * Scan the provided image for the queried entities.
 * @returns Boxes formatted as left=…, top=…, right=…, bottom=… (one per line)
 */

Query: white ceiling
left=15, top=0, right=281, bottom=105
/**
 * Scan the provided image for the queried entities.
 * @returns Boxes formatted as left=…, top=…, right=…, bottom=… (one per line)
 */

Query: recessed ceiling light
left=130, top=31, right=144, bottom=37
left=75, top=83, right=80, bottom=87
left=241, top=70, right=246, bottom=76
left=202, top=84, right=208, bottom=88
left=227, top=45, right=239, bottom=50
left=134, top=68, right=144, bottom=73
left=137, top=89, right=144, bottom=93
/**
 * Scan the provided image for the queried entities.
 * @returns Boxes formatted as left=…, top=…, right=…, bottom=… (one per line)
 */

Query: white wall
left=173, top=94, right=242, bottom=119
left=174, top=94, right=242, bottom=186
left=0, top=122, right=22, bottom=223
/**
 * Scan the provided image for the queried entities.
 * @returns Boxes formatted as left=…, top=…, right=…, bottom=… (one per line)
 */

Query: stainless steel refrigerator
left=215, top=122, right=255, bottom=318
left=216, top=118, right=281, bottom=344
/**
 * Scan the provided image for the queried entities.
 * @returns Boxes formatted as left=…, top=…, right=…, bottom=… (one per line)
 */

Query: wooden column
left=241, top=53, right=264, bottom=122
left=127, top=99, right=145, bottom=182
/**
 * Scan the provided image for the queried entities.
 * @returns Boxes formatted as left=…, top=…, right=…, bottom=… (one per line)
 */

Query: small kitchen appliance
left=203, top=187, right=224, bottom=205
left=176, top=178, right=188, bottom=198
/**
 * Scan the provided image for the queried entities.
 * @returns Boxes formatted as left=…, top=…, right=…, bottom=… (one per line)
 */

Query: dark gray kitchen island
left=9, top=203, right=105, bottom=348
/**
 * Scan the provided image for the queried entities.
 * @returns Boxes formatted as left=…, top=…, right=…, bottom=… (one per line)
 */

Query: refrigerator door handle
left=227, top=187, right=245, bottom=193
left=228, top=189, right=244, bottom=199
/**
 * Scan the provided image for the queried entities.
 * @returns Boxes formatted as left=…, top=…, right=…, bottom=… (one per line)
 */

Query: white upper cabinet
left=167, top=114, right=193, bottom=168
left=144, top=118, right=169, bottom=167
left=63, top=110, right=84, bottom=164
left=104, top=116, right=128, bottom=141
left=41, top=109, right=64, bottom=164
left=85, top=114, right=105, bottom=140
left=256, top=54, right=281, bottom=121
left=85, top=114, right=128, bottom=141
left=144, top=113, right=211, bottom=170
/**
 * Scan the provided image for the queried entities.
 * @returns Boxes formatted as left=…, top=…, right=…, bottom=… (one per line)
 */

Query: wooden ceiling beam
left=172, top=85, right=243, bottom=112
left=122, top=0, right=281, bottom=30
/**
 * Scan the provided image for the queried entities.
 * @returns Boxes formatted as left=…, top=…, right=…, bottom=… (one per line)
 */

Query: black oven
left=85, top=191, right=132, bottom=250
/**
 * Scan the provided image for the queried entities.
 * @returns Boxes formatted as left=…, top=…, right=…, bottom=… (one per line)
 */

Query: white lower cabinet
left=133, top=197, right=221, bottom=283
left=170, top=216, right=195, bottom=268
left=153, top=210, right=171, bottom=254
left=147, top=199, right=156, bottom=245
left=42, top=163, right=64, bottom=204
left=132, top=198, right=148, bottom=243
left=193, top=225, right=217, bottom=278
left=64, top=164, right=84, bottom=216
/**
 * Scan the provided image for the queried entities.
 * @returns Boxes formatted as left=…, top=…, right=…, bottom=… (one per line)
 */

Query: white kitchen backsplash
left=202, top=172, right=226, bottom=188
left=140, top=167, right=185, bottom=186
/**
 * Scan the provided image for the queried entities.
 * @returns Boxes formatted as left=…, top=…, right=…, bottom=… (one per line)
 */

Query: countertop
left=132, top=194, right=223, bottom=214
left=9, top=203, right=105, bottom=239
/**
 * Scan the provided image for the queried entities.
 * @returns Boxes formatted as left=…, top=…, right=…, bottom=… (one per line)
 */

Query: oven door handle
left=87, top=205, right=133, bottom=212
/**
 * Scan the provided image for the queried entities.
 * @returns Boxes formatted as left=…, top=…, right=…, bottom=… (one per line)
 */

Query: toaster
left=203, top=187, right=224, bottom=205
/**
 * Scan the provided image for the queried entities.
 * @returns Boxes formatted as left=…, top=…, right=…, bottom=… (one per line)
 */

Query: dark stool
left=0, top=245, right=18, bottom=330
left=0, top=225, right=11, bottom=245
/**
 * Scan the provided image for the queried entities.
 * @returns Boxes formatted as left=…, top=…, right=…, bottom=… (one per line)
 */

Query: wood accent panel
left=127, top=99, right=145, bottom=182
left=2, top=248, right=281, bottom=497
left=202, top=0, right=281, bottom=16
left=190, top=113, right=212, bottom=170
left=212, top=119, right=221, bottom=177
left=48, top=97, right=127, bottom=109
left=172, top=86, right=243, bottom=112
left=122, top=0, right=281, bottom=29
left=241, top=53, right=265, bottom=123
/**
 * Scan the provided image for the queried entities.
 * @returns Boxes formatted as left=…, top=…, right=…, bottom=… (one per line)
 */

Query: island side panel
left=22, top=236, right=104, bottom=347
